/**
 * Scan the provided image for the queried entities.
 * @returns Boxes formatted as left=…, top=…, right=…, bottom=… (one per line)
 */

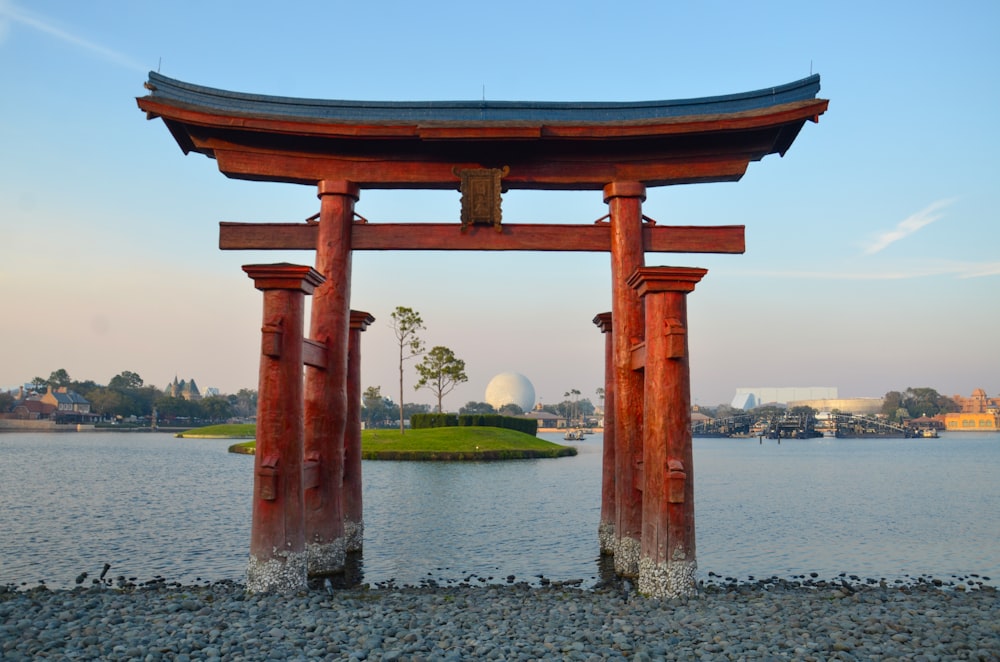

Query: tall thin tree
left=390, top=306, right=425, bottom=434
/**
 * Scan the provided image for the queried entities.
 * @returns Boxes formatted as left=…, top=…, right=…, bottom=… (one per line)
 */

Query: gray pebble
left=0, top=582, right=996, bottom=660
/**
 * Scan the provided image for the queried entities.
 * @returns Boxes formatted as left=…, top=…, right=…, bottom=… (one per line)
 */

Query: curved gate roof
left=137, top=73, right=827, bottom=190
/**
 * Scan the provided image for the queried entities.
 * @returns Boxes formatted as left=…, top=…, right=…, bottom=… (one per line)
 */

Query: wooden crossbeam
left=219, top=222, right=745, bottom=254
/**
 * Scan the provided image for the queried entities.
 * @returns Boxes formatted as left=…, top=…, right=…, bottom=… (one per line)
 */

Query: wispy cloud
left=862, top=198, right=956, bottom=255
left=0, top=0, right=145, bottom=72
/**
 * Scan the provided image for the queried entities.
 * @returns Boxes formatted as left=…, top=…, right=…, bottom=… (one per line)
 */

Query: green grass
left=176, top=423, right=256, bottom=439
left=222, top=425, right=576, bottom=460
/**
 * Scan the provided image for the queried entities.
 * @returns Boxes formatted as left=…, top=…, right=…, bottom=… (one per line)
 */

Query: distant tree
left=0, top=391, right=15, bottom=413
left=87, top=388, right=127, bottom=418
left=415, top=346, right=468, bottom=413
left=498, top=403, right=524, bottom=416
left=362, top=386, right=394, bottom=428
left=390, top=306, right=425, bottom=433
left=155, top=396, right=201, bottom=421
left=108, top=370, right=144, bottom=390
left=564, top=388, right=582, bottom=425
left=30, top=376, right=47, bottom=392
left=881, top=391, right=905, bottom=421
left=200, top=396, right=234, bottom=422
left=460, top=401, right=496, bottom=415
left=903, top=387, right=958, bottom=418
left=48, top=369, right=71, bottom=388
left=229, top=388, right=258, bottom=420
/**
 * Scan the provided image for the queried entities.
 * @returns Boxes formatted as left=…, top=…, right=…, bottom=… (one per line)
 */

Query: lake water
left=0, top=430, right=996, bottom=590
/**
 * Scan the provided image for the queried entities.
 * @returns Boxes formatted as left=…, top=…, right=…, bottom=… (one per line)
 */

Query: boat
left=564, top=430, right=585, bottom=441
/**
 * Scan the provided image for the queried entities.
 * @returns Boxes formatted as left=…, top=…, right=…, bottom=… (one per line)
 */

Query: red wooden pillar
left=243, top=263, right=324, bottom=593
left=604, top=182, right=646, bottom=577
left=628, top=266, right=706, bottom=598
left=303, top=180, right=359, bottom=577
left=344, top=309, right=374, bottom=553
left=593, top=312, right=616, bottom=555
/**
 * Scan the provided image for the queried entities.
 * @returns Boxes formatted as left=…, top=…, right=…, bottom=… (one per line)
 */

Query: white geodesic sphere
left=484, top=372, right=536, bottom=412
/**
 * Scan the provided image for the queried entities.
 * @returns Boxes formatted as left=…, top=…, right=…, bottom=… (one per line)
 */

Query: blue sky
left=1, top=1, right=997, bottom=409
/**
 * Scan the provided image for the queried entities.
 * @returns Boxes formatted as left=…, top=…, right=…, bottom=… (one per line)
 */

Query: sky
left=1, top=1, right=998, bottom=410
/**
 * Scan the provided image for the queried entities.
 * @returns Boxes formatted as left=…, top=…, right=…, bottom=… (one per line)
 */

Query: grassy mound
left=361, top=427, right=576, bottom=461
left=222, top=426, right=576, bottom=460
left=175, top=423, right=256, bottom=439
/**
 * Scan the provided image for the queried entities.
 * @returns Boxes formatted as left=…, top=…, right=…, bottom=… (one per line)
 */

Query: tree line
left=696, top=386, right=961, bottom=423
left=0, top=368, right=257, bottom=425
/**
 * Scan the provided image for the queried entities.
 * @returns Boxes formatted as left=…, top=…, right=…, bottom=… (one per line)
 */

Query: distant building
left=730, top=387, right=838, bottom=410
left=944, top=388, right=1000, bottom=431
left=523, top=406, right=565, bottom=430
left=10, top=399, right=56, bottom=420
left=0, top=387, right=97, bottom=427
left=164, top=376, right=202, bottom=401
left=41, top=386, right=91, bottom=413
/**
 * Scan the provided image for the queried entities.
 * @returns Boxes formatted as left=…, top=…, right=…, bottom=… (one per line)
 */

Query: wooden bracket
left=261, top=324, right=282, bottom=358
left=257, top=456, right=279, bottom=501
left=664, top=318, right=687, bottom=359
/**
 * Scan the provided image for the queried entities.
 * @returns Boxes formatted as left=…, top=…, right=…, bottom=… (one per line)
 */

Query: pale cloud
left=0, top=1, right=145, bottom=72
left=863, top=198, right=956, bottom=255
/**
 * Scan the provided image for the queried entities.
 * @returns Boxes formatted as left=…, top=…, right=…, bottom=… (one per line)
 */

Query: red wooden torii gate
left=137, top=74, right=827, bottom=597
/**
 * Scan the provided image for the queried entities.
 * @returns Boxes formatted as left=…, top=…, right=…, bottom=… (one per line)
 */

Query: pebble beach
left=2, top=578, right=997, bottom=661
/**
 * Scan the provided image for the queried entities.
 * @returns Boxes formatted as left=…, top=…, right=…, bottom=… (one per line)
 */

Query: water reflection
left=0, top=431, right=997, bottom=589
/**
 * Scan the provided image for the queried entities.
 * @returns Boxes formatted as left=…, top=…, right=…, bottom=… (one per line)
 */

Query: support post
left=628, top=266, right=706, bottom=598
left=604, top=182, right=646, bottom=577
left=243, top=263, right=324, bottom=592
left=593, top=312, right=616, bottom=555
left=344, top=309, right=375, bottom=552
left=303, top=181, right=359, bottom=577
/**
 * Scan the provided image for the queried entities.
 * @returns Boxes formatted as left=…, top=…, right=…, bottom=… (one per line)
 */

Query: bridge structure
left=137, top=73, right=826, bottom=597
left=693, top=413, right=911, bottom=438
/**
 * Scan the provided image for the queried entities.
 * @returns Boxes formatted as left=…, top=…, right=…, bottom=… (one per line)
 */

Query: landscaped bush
left=410, top=413, right=458, bottom=429
left=410, top=413, right=537, bottom=436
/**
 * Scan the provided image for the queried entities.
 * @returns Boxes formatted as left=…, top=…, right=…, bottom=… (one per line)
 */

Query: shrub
left=410, top=413, right=537, bottom=436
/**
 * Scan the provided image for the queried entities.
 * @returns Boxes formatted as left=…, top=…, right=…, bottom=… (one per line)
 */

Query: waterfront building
left=944, top=388, right=1000, bottom=431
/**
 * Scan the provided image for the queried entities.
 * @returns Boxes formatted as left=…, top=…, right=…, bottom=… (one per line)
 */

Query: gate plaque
left=455, top=166, right=509, bottom=232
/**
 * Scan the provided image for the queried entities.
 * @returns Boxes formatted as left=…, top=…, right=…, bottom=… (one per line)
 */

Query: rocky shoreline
left=2, top=578, right=997, bottom=660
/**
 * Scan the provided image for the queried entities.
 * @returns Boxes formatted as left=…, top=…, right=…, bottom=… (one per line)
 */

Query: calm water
left=0, top=430, right=997, bottom=589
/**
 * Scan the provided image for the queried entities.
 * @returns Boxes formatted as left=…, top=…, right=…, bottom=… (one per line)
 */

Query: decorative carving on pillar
left=454, top=166, right=509, bottom=232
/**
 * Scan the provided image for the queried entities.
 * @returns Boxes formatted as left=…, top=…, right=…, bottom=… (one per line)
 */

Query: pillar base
left=614, top=536, right=640, bottom=577
left=306, top=538, right=346, bottom=577
left=598, top=521, right=616, bottom=556
left=344, top=519, right=364, bottom=553
left=638, top=555, right=698, bottom=598
left=246, top=550, right=308, bottom=593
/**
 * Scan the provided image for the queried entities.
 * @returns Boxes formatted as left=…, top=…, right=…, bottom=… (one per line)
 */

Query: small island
left=178, top=424, right=576, bottom=461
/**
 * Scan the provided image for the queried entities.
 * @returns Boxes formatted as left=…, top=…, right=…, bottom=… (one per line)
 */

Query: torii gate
left=137, top=73, right=827, bottom=597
